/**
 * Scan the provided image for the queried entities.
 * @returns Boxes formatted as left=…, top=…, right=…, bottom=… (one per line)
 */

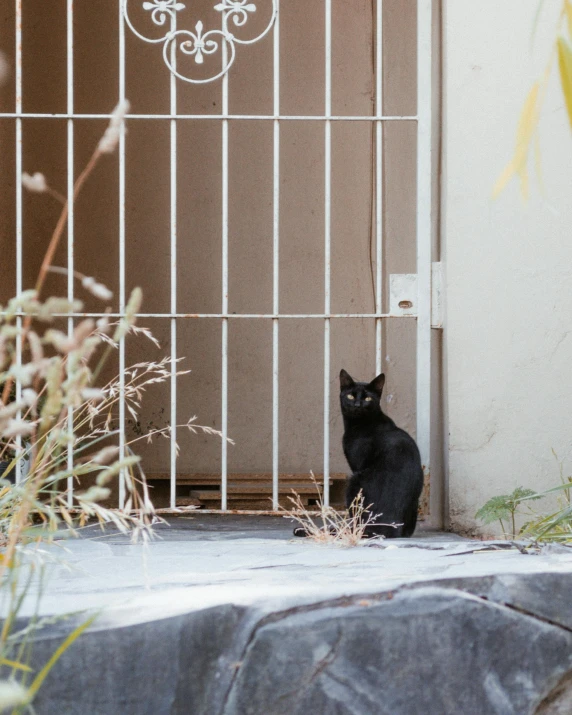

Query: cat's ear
left=368, top=373, right=385, bottom=395
left=339, top=369, right=355, bottom=390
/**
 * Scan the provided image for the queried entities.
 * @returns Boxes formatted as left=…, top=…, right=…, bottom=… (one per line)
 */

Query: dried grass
left=0, top=98, right=226, bottom=709
left=282, top=472, right=399, bottom=547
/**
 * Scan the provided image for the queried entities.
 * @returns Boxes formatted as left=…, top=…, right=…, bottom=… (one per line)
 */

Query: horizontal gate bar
left=155, top=509, right=321, bottom=516
left=3, top=312, right=418, bottom=319
left=0, top=113, right=417, bottom=122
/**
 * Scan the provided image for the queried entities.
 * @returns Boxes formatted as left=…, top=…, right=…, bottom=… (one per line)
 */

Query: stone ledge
left=24, top=569, right=572, bottom=715
left=8, top=521, right=572, bottom=714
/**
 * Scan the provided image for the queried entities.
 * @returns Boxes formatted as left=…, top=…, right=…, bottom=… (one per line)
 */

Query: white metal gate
left=4, top=0, right=434, bottom=513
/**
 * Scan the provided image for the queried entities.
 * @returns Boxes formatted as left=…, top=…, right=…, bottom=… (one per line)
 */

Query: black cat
left=339, top=369, right=423, bottom=538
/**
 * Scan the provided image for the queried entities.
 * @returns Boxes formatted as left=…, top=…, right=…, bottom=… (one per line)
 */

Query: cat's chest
left=343, top=432, right=377, bottom=470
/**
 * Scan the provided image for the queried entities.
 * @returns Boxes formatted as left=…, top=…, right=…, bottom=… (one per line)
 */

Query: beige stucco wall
left=443, top=0, right=572, bottom=534
left=1, top=2, right=445, bottom=516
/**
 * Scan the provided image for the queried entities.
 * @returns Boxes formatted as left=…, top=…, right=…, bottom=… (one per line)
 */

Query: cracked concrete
left=8, top=516, right=572, bottom=715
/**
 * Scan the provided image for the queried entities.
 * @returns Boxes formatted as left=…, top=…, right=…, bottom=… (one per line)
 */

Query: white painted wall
left=443, top=0, right=572, bottom=534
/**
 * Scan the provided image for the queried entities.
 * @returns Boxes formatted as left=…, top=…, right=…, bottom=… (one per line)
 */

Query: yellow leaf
left=27, top=613, right=98, bottom=701
left=514, top=82, right=540, bottom=170
left=0, top=553, right=15, bottom=568
left=492, top=160, right=516, bottom=199
left=0, top=658, right=33, bottom=673
left=557, top=35, right=572, bottom=129
left=493, top=82, right=540, bottom=200
left=566, top=0, right=572, bottom=39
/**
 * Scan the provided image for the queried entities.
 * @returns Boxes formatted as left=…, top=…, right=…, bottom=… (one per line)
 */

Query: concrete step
left=147, top=471, right=347, bottom=485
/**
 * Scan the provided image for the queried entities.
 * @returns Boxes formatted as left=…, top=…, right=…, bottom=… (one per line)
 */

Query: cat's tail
left=293, top=526, right=309, bottom=537
left=292, top=525, right=338, bottom=538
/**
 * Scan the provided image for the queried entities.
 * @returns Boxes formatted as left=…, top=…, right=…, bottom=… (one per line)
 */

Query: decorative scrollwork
left=214, top=0, right=256, bottom=29
left=123, top=0, right=276, bottom=84
left=143, top=0, right=186, bottom=28
left=163, top=26, right=235, bottom=84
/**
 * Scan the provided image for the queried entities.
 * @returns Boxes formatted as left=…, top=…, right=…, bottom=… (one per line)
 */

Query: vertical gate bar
left=169, top=14, right=178, bottom=510
left=323, top=0, right=332, bottom=507
left=66, top=0, right=74, bottom=507
left=118, top=2, right=127, bottom=509
left=221, top=39, right=229, bottom=511
left=14, top=0, right=22, bottom=483
left=416, top=0, right=432, bottom=474
left=272, top=0, right=280, bottom=510
left=375, top=0, right=383, bottom=376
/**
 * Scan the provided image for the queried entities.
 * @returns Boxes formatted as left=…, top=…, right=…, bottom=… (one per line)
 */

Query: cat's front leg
left=345, top=474, right=363, bottom=512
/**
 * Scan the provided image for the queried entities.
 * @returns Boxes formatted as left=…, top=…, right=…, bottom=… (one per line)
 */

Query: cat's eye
left=347, top=394, right=355, bottom=400
left=365, top=397, right=372, bottom=402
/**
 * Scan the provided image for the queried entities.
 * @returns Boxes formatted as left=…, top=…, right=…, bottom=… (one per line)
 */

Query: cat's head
left=339, top=369, right=385, bottom=417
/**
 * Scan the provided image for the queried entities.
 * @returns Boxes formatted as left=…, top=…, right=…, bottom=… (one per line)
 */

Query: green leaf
left=519, top=482, right=572, bottom=500
left=533, top=503, right=572, bottom=540
left=510, top=487, right=542, bottom=504
left=519, top=519, right=536, bottom=535
left=475, top=495, right=512, bottom=525
left=476, top=487, right=540, bottom=526
left=557, top=35, right=572, bottom=129
left=530, top=0, right=546, bottom=50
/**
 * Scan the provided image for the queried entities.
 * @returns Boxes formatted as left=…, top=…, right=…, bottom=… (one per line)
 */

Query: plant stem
left=34, top=150, right=100, bottom=298
left=0, top=147, right=105, bottom=583
left=1, top=149, right=103, bottom=407
left=511, top=509, right=516, bottom=538
left=90, top=343, right=116, bottom=385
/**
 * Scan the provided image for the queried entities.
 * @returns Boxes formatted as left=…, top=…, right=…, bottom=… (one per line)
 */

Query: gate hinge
left=389, top=262, right=443, bottom=329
